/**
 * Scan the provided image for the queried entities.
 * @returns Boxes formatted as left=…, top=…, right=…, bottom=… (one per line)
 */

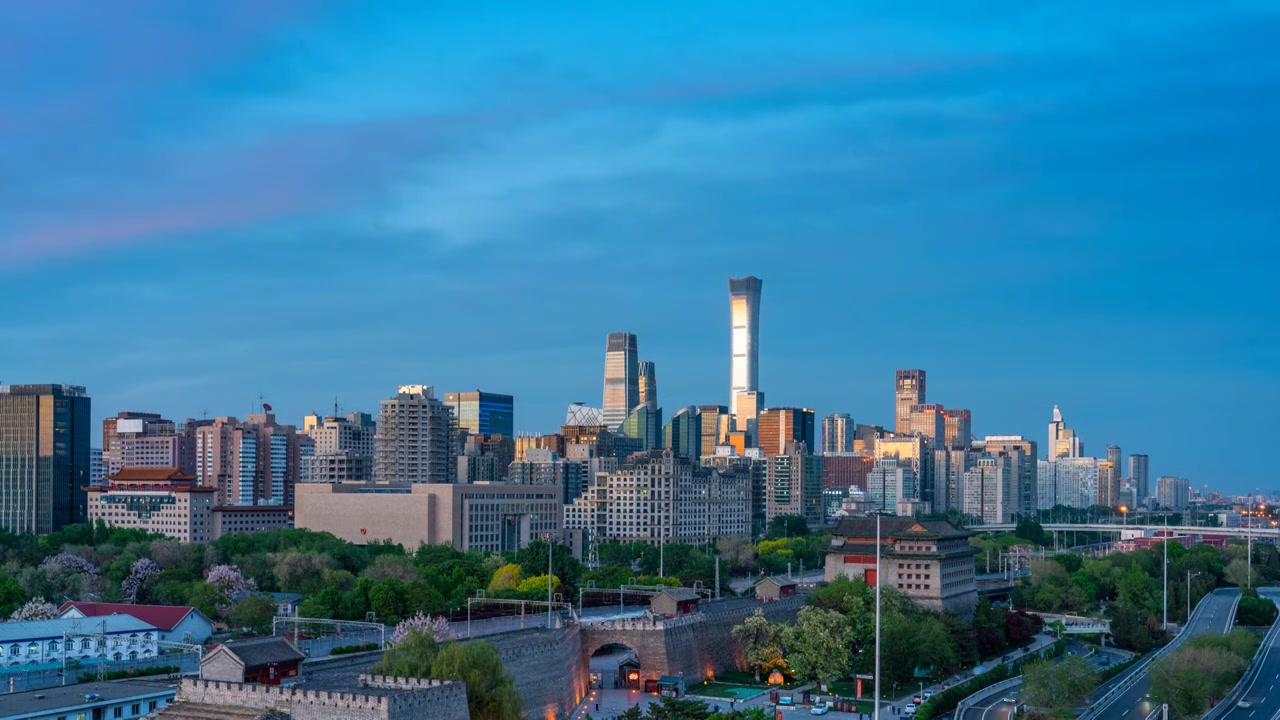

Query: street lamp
left=544, top=532, right=555, bottom=630
left=874, top=510, right=883, bottom=720
left=1120, top=506, right=1128, bottom=528
left=1187, top=571, right=1202, bottom=622
left=1162, top=515, right=1168, bottom=631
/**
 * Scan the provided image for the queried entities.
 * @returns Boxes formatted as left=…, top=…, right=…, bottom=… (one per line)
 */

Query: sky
left=1, top=2, right=1277, bottom=494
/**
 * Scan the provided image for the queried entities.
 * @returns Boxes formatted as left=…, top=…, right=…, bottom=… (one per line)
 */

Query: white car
left=903, top=704, right=918, bottom=716
left=810, top=704, right=830, bottom=716
left=1002, top=695, right=1018, bottom=704
left=1238, top=701, right=1253, bottom=709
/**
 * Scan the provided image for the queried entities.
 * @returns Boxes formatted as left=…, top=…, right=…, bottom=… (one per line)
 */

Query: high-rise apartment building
left=728, top=276, right=763, bottom=422
left=507, top=448, right=587, bottom=504
left=1048, top=405, right=1084, bottom=459
left=866, top=458, right=917, bottom=513
left=0, top=385, right=92, bottom=535
left=1053, top=457, right=1099, bottom=509
left=1156, top=476, right=1190, bottom=510
left=444, top=391, right=514, bottom=437
left=302, top=411, right=376, bottom=483
left=763, top=443, right=823, bottom=527
left=1096, top=460, right=1120, bottom=508
left=697, top=405, right=732, bottom=459
left=374, top=385, right=455, bottom=484
left=908, top=404, right=946, bottom=449
left=1106, top=445, right=1122, bottom=472
left=194, top=414, right=311, bottom=507
left=943, top=409, right=972, bottom=450
left=1037, top=460, right=1057, bottom=509
left=981, top=436, right=1038, bottom=516
left=963, top=455, right=1016, bottom=524
left=102, top=412, right=182, bottom=476
left=663, top=406, right=700, bottom=461
left=757, top=407, right=816, bottom=456
left=941, top=448, right=976, bottom=514
left=822, top=413, right=854, bottom=455
left=89, top=449, right=105, bottom=486
left=602, top=333, right=639, bottom=431
left=563, top=449, right=749, bottom=544
left=1129, top=454, right=1150, bottom=502
left=894, top=369, right=926, bottom=435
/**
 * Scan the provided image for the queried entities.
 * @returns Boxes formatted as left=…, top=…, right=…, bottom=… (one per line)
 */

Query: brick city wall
left=495, top=625, right=589, bottom=720
left=175, top=676, right=468, bottom=720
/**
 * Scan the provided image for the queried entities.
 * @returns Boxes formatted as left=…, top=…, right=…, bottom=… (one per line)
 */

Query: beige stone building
left=295, top=482, right=562, bottom=552
left=86, top=468, right=215, bottom=543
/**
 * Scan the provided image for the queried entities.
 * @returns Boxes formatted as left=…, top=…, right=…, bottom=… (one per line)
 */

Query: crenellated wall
left=495, top=625, right=590, bottom=720
left=175, top=675, right=469, bottom=720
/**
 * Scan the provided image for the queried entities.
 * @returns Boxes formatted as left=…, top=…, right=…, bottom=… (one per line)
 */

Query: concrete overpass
left=974, top=523, right=1279, bottom=540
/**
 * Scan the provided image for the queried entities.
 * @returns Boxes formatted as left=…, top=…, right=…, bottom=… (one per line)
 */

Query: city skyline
left=2, top=4, right=1276, bottom=494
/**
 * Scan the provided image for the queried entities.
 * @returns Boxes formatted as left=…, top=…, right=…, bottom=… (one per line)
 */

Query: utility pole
left=546, top=533, right=554, bottom=630
left=715, top=557, right=721, bottom=600
left=1162, top=515, right=1169, bottom=631
left=874, top=510, right=882, bottom=720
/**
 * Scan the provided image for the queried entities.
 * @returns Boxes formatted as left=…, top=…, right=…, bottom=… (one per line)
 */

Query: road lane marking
left=1123, top=710, right=1130, bottom=716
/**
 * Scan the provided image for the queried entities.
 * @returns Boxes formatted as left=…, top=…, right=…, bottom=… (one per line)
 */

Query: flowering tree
left=40, top=553, right=98, bottom=575
left=391, top=612, right=451, bottom=644
left=206, top=564, right=257, bottom=594
left=121, top=558, right=162, bottom=603
left=10, top=597, right=59, bottom=622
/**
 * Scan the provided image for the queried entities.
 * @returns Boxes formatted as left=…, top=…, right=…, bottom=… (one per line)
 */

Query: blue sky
left=1, top=2, right=1277, bottom=494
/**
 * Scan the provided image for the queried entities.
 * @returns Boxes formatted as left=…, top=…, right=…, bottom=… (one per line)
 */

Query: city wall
left=494, top=624, right=590, bottom=720
left=174, top=675, right=469, bottom=720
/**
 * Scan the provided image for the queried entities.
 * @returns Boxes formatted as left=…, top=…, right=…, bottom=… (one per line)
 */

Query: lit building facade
left=907, top=404, right=945, bottom=450
left=1096, top=460, right=1120, bottom=508
left=821, top=453, right=873, bottom=491
left=0, top=384, right=92, bottom=534
left=1048, top=405, right=1084, bottom=459
left=697, top=405, right=732, bottom=459
left=374, top=385, right=455, bottom=484
left=444, top=391, right=514, bottom=437
left=728, top=276, right=763, bottom=422
left=1054, top=458, right=1099, bottom=509
left=756, top=407, right=816, bottom=456
left=1106, top=445, right=1122, bottom=472
left=981, top=436, right=1038, bottom=515
left=894, top=369, right=926, bottom=435
left=822, top=413, right=854, bottom=455
left=943, top=408, right=972, bottom=450
left=602, top=333, right=639, bottom=431
left=734, top=390, right=764, bottom=441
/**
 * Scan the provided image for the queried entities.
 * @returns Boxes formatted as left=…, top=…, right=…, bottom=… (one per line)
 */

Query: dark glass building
left=444, top=391, right=514, bottom=437
left=0, top=384, right=92, bottom=534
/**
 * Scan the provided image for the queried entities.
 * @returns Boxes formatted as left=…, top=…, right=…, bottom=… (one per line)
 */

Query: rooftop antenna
left=334, top=397, right=340, bottom=418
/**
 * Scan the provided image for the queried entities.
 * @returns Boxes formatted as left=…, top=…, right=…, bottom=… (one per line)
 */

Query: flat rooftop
left=0, top=679, right=176, bottom=720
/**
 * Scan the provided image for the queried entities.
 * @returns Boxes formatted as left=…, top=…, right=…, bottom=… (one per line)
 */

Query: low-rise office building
left=0, top=680, right=175, bottom=720
left=0, top=615, right=160, bottom=669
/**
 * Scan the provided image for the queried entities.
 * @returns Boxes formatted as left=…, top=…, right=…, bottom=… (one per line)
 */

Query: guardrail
left=1201, top=592, right=1280, bottom=720
left=955, top=677, right=1021, bottom=718
left=1078, top=591, right=1238, bottom=720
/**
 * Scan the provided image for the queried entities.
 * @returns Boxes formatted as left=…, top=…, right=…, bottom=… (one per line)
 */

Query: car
left=904, top=704, right=918, bottom=717
left=923, top=691, right=936, bottom=700
left=912, top=695, right=923, bottom=705
left=1002, top=695, right=1017, bottom=704
left=811, top=704, right=830, bottom=716
left=1238, top=701, right=1253, bottom=709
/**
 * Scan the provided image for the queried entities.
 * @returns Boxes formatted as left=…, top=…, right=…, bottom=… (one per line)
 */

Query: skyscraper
left=374, top=385, right=456, bottom=484
left=444, top=391, right=514, bottom=436
left=1106, top=445, right=1122, bottom=472
left=194, top=413, right=311, bottom=506
left=963, top=455, right=1016, bottom=524
left=728, top=276, right=763, bottom=420
left=602, top=333, right=639, bottom=431
left=908, top=404, right=946, bottom=449
left=303, top=411, right=377, bottom=484
left=697, top=405, right=733, bottom=459
left=757, top=407, right=816, bottom=456
left=1156, top=476, right=1190, bottom=510
left=943, top=408, right=972, bottom=450
left=0, top=384, right=92, bottom=534
left=663, top=406, right=700, bottom=461
left=1037, top=460, right=1057, bottom=509
left=822, top=413, right=854, bottom=455
left=1129, top=454, right=1150, bottom=502
left=982, top=436, right=1039, bottom=515
left=894, top=370, right=926, bottom=435
left=866, top=458, right=917, bottom=513
left=733, top=390, right=764, bottom=441
left=1096, top=460, right=1120, bottom=508
left=638, top=361, right=657, bottom=409
left=103, top=412, right=181, bottom=475
left=1054, top=457, right=1099, bottom=509
left=1048, top=405, right=1084, bottom=458
left=763, top=444, right=823, bottom=526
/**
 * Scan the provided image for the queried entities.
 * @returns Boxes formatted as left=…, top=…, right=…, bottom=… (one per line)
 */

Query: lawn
left=687, top=682, right=770, bottom=699
left=711, top=670, right=803, bottom=689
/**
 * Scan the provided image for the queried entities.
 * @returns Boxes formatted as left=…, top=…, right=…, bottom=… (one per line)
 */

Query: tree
left=431, top=641, right=524, bottom=720
left=715, top=536, right=756, bottom=572
left=515, top=540, right=581, bottom=597
left=642, top=695, right=712, bottom=719
left=229, top=594, right=277, bottom=635
left=785, top=606, right=851, bottom=689
left=0, top=576, right=27, bottom=618
left=487, top=564, right=523, bottom=593
left=391, top=612, right=452, bottom=643
left=914, top=617, right=959, bottom=676
left=360, top=553, right=419, bottom=583
left=765, top=515, right=809, bottom=540
left=272, top=551, right=337, bottom=595
left=730, top=610, right=786, bottom=682
left=371, top=627, right=440, bottom=678
left=39, top=552, right=98, bottom=575
left=121, top=558, right=162, bottom=603
left=1236, top=596, right=1277, bottom=626
left=1224, top=558, right=1251, bottom=588
left=516, top=574, right=561, bottom=595
left=1022, top=655, right=1096, bottom=717
left=1150, top=644, right=1247, bottom=718
left=9, top=597, right=58, bottom=621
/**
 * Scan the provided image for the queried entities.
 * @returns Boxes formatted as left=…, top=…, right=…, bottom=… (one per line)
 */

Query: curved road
left=1217, top=589, right=1280, bottom=720
left=1093, top=588, right=1241, bottom=720
left=961, top=646, right=1126, bottom=720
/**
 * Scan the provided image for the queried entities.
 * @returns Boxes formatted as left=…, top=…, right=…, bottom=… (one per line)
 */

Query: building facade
left=824, top=517, right=978, bottom=618
left=296, top=482, right=563, bottom=552
left=103, top=413, right=180, bottom=476
left=697, top=405, right=732, bottom=459
left=907, top=404, right=946, bottom=450
left=374, top=385, right=455, bottom=484
left=444, top=391, right=514, bottom=437
left=962, top=455, right=1015, bottom=524
left=0, top=384, right=91, bottom=534
left=1048, top=405, right=1084, bottom=459
left=894, top=369, right=926, bottom=435
left=981, top=436, right=1038, bottom=516
left=728, top=276, right=763, bottom=422
left=663, top=406, right=700, bottom=461
left=507, top=448, right=587, bottom=503
left=1054, top=458, right=1099, bottom=509
left=821, top=453, right=873, bottom=491
left=1037, top=460, right=1057, bottom=509
left=0, top=616, right=160, bottom=670
left=602, top=333, right=639, bottom=431
left=943, top=408, right=971, bottom=450
left=302, top=412, right=376, bottom=483
left=1106, top=445, right=1122, bottom=472
left=87, top=468, right=215, bottom=543
left=1156, top=476, right=1190, bottom=510
left=865, top=458, right=917, bottom=513
left=756, top=407, right=816, bottom=456
left=762, top=445, right=822, bottom=527
left=1129, top=454, right=1150, bottom=502
left=194, top=414, right=311, bottom=507
left=822, top=413, right=854, bottom=455
left=1096, top=460, right=1120, bottom=508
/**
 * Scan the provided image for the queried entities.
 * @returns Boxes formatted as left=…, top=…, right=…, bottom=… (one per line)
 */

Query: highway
left=1216, top=589, right=1280, bottom=720
left=960, top=645, right=1126, bottom=720
left=1092, top=588, right=1241, bottom=720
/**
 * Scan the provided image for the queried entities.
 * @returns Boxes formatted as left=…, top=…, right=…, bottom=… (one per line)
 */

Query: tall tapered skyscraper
left=728, top=276, right=763, bottom=421
left=602, top=332, right=639, bottom=430
left=638, top=361, right=657, bottom=409
left=894, top=369, right=926, bottom=435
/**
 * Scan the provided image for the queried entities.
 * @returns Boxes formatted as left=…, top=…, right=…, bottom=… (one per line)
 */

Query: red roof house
left=59, top=602, right=214, bottom=644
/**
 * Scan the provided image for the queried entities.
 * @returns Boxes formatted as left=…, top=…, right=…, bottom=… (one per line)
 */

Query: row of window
left=7, top=634, right=155, bottom=656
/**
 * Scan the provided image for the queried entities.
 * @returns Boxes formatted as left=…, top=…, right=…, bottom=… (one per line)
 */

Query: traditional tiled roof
left=656, top=588, right=701, bottom=602
left=107, top=468, right=196, bottom=482
left=831, top=516, right=972, bottom=540
left=212, top=637, right=305, bottom=669
left=756, top=575, right=798, bottom=589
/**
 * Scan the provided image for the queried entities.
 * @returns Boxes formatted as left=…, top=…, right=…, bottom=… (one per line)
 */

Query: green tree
left=914, top=617, right=958, bottom=675
left=730, top=610, right=786, bottom=682
left=430, top=641, right=524, bottom=720
left=785, top=606, right=852, bottom=689
left=228, top=593, right=277, bottom=635
left=1022, top=654, right=1096, bottom=717
left=765, top=515, right=809, bottom=540
left=370, top=628, right=440, bottom=678
left=487, top=563, right=523, bottom=593
left=368, top=577, right=408, bottom=622
left=642, top=695, right=711, bottom=719
left=0, top=576, right=27, bottom=618
left=1236, top=595, right=1277, bottom=625
left=515, top=540, right=581, bottom=597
